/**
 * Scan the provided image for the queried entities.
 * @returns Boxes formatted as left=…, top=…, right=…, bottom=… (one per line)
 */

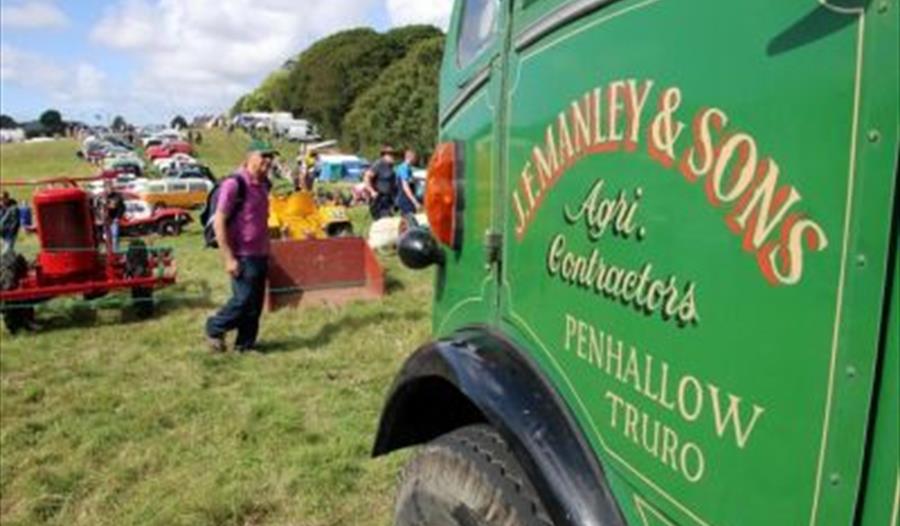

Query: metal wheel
left=158, top=219, right=181, bottom=237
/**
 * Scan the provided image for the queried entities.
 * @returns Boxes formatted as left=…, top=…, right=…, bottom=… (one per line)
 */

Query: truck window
left=457, top=0, right=499, bottom=68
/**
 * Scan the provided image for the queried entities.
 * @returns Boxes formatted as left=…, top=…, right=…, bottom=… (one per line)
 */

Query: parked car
left=153, top=153, right=197, bottom=175
left=136, top=177, right=213, bottom=211
left=119, top=198, right=193, bottom=237
left=169, top=164, right=215, bottom=183
left=85, top=171, right=146, bottom=194
left=166, top=141, right=194, bottom=156
left=141, top=130, right=182, bottom=148
left=145, top=145, right=172, bottom=161
left=103, top=156, right=145, bottom=176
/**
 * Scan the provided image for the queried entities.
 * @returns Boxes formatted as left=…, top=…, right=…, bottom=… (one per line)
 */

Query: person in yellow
left=297, top=150, right=319, bottom=191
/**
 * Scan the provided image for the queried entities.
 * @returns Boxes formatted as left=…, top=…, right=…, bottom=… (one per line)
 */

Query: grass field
left=0, top=132, right=431, bottom=525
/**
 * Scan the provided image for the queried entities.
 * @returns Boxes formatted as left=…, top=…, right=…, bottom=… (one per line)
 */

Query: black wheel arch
left=373, top=326, right=625, bottom=526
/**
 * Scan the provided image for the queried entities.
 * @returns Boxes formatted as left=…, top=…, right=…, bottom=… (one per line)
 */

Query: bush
left=342, top=36, right=444, bottom=159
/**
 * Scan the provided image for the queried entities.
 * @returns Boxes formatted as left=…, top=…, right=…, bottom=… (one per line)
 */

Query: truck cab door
left=497, top=0, right=898, bottom=525
left=431, top=0, right=511, bottom=336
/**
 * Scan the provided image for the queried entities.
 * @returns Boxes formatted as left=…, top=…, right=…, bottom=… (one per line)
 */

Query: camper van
left=374, top=1, right=899, bottom=526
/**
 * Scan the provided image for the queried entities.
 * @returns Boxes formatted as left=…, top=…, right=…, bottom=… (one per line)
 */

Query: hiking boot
left=207, top=336, right=226, bottom=354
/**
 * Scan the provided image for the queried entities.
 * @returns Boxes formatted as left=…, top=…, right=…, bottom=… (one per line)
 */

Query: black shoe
left=235, top=344, right=262, bottom=355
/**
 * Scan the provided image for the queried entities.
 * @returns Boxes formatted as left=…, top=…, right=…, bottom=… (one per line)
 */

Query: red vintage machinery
left=0, top=175, right=176, bottom=333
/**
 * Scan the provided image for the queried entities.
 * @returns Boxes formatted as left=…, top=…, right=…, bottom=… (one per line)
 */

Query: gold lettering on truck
left=511, top=77, right=829, bottom=287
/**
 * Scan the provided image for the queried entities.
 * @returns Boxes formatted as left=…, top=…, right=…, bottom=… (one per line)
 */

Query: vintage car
left=165, top=140, right=194, bottom=156
left=145, top=144, right=172, bottom=161
left=153, top=153, right=197, bottom=175
left=119, top=198, right=192, bottom=237
left=135, top=177, right=212, bottom=211
left=374, top=2, right=899, bottom=526
left=84, top=170, right=146, bottom=194
left=169, top=164, right=216, bottom=183
left=103, top=156, right=145, bottom=175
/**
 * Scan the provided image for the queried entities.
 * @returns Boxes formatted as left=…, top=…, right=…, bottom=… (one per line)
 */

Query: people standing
left=395, top=149, right=421, bottom=216
left=105, top=183, right=126, bottom=252
left=0, top=192, right=21, bottom=255
left=205, top=140, right=277, bottom=354
left=296, top=149, right=320, bottom=191
left=364, top=147, right=398, bottom=220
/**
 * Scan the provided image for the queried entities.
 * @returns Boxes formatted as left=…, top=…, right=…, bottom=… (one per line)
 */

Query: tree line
left=232, top=25, right=445, bottom=159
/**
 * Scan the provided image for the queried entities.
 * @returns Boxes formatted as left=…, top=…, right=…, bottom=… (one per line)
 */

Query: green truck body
left=376, top=1, right=899, bottom=525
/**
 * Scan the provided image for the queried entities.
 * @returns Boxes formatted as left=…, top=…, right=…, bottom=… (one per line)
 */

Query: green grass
left=0, top=131, right=431, bottom=525
left=0, top=140, right=95, bottom=201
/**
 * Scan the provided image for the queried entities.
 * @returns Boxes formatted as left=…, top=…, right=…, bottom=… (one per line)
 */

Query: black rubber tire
left=327, top=222, right=354, bottom=238
left=1, top=251, right=32, bottom=334
left=0, top=251, right=27, bottom=292
left=394, top=424, right=553, bottom=526
left=158, top=219, right=181, bottom=237
left=125, top=239, right=150, bottom=278
left=131, top=287, right=154, bottom=319
left=3, top=306, right=34, bottom=334
left=125, top=240, right=155, bottom=318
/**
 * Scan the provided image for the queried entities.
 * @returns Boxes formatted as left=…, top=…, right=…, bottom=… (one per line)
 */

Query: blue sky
left=1, top=0, right=452, bottom=125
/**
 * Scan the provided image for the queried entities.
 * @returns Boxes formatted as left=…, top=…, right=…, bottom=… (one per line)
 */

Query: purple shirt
left=218, top=168, right=270, bottom=257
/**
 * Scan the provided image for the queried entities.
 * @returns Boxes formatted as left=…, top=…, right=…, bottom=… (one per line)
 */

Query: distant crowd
left=289, top=145, right=423, bottom=221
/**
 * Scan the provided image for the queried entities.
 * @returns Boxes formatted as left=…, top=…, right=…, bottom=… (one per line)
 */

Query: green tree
left=342, top=36, right=444, bottom=159
left=283, top=26, right=443, bottom=140
left=232, top=25, right=444, bottom=140
left=384, top=25, right=443, bottom=52
left=231, top=95, right=248, bottom=117
left=111, top=115, right=128, bottom=132
left=170, top=115, right=189, bottom=129
left=256, top=69, right=291, bottom=111
left=0, top=114, right=17, bottom=129
left=241, top=91, right=274, bottom=113
left=39, top=109, right=64, bottom=134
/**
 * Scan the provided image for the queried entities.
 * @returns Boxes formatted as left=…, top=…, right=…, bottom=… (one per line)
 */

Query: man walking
left=364, top=146, right=398, bottom=220
left=206, top=140, right=276, bottom=353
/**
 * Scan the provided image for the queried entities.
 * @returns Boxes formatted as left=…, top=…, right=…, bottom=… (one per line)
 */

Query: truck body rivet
left=846, top=366, right=857, bottom=378
left=855, top=255, right=867, bottom=268
left=829, top=473, right=841, bottom=486
left=878, top=1, right=888, bottom=13
left=867, top=130, right=880, bottom=143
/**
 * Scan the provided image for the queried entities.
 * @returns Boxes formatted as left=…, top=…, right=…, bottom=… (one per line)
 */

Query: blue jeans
left=1, top=233, right=15, bottom=255
left=206, top=256, right=268, bottom=349
left=110, top=221, right=120, bottom=252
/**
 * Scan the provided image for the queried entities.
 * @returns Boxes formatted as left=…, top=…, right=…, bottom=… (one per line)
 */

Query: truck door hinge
left=485, top=230, right=502, bottom=269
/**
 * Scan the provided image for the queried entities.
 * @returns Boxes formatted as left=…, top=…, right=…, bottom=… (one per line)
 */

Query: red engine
left=33, top=187, right=98, bottom=278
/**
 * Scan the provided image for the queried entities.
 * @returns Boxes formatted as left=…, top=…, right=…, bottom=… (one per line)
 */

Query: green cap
left=247, top=139, right=278, bottom=156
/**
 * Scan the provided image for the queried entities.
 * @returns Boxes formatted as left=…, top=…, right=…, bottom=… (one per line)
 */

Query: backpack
left=201, top=174, right=272, bottom=248
left=201, top=174, right=248, bottom=248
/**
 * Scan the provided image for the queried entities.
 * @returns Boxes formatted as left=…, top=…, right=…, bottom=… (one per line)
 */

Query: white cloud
left=385, top=0, right=453, bottom=29
left=1, top=0, right=454, bottom=123
left=0, top=1, right=68, bottom=29
left=89, top=0, right=380, bottom=119
left=0, top=44, right=107, bottom=106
